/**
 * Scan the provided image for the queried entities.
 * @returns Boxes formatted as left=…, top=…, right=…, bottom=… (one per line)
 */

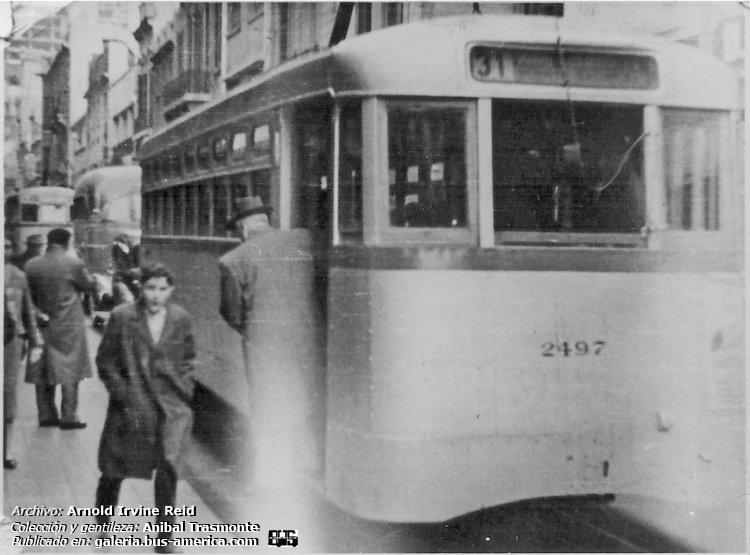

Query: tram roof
left=140, top=14, right=740, bottom=159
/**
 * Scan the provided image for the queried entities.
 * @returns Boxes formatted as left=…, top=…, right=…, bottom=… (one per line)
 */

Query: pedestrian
left=218, top=196, right=323, bottom=485
left=94, top=263, right=196, bottom=554
left=4, top=238, right=43, bottom=469
left=111, top=234, right=133, bottom=275
left=11, top=234, right=44, bottom=270
left=24, top=227, right=97, bottom=429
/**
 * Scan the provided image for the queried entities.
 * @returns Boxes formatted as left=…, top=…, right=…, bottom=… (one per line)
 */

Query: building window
left=228, top=3, right=242, bottom=35
left=213, top=3, right=222, bottom=68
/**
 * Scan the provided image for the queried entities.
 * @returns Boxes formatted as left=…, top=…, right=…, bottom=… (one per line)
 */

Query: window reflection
left=492, top=102, right=644, bottom=234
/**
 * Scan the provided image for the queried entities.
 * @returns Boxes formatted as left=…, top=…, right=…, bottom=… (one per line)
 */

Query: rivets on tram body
left=655, top=411, right=674, bottom=432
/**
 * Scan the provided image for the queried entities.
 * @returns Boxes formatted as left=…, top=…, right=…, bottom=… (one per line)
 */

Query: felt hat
left=225, top=196, right=272, bottom=229
left=26, top=234, right=44, bottom=246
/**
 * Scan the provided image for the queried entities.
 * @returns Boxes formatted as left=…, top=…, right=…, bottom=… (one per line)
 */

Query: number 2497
left=541, top=341, right=605, bottom=357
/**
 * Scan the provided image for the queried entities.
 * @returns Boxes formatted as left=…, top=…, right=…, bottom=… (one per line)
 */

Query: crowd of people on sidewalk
left=3, top=228, right=193, bottom=554
left=3, top=194, right=294, bottom=553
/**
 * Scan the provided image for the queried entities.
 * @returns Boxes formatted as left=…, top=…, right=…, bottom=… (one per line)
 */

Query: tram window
left=20, top=204, right=39, bottom=222
left=213, top=177, right=231, bottom=236
left=663, top=109, right=722, bottom=231
left=174, top=187, right=186, bottom=236
left=153, top=159, right=161, bottom=182
left=184, top=147, right=196, bottom=173
left=339, top=103, right=362, bottom=238
left=197, top=144, right=211, bottom=169
left=198, top=182, right=213, bottom=235
left=388, top=105, right=468, bottom=228
left=231, top=175, right=250, bottom=204
left=250, top=169, right=271, bottom=209
left=492, top=101, right=644, bottom=234
left=213, top=136, right=228, bottom=164
left=161, top=188, right=172, bottom=234
left=294, top=116, right=330, bottom=230
left=170, top=153, right=182, bottom=178
left=142, top=194, right=152, bottom=233
left=252, top=125, right=271, bottom=153
left=231, top=132, right=247, bottom=161
left=184, top=184, right=197, bottom=235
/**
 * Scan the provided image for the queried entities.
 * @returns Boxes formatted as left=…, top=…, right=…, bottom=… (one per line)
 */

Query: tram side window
left=250, top=169, right=271, bottom=212
left=213, top=177, right=231, bottom=236
left=663, top=109, right=722, bottom=231
left=198, top=182, right=213, bottom=236
left=294, top=110, right=330, bottom=230
left=171, top=187, right=183, bottom=236
left=339, top=103, right=363, bottom=238
left=184, top=185, right=197, bottom=236
left=492, top=101, right=644, bottom=234
left=388, top=105, right=468, bottom=228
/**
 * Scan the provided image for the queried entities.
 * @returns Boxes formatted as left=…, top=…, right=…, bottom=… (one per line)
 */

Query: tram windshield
left=493, top=101, right=645, bottom=235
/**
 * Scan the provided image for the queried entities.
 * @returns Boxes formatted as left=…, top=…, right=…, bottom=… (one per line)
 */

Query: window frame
left=489, top=101, right=648, bottom=248
left=366, top=97, right=478, bottom=246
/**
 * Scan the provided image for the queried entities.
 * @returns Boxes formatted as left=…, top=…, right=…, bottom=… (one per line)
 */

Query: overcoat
left=96, top=301, right=196, bottom=479
left=4, top=264, right=42, bottom=419
left=24, top=244, right=97, bottom=385
left=218, top=227, right=325, bottom=476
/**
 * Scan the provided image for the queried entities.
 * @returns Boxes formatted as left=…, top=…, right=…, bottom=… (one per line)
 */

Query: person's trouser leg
left=154, top=461, right=178, bottom=539
left=95, top=475, right=123, bottom=525
left=35, top=383, right=59, bottom=423
left=60, top=382, right=80, bottom=424
left=4, top=337, right=22, bottom=460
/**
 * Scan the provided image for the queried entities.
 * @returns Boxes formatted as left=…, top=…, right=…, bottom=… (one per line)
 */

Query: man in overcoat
left=218, top=196, right=324, bottom=485
left=95, top=263, right=195, bottom=553
left=4, top=237, right=43, bottom=468
left=12, top=234, right=44, bottom=270
left=24, top=227, right=97, bottom=429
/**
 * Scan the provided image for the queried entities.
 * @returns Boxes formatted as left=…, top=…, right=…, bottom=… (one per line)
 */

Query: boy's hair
left=139, top=262, right=175, bottom=286
left=47, top=227, right=71, bottom=246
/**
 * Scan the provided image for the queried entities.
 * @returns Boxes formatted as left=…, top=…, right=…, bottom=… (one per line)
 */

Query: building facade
left=140, top=2, right=743, bottom=140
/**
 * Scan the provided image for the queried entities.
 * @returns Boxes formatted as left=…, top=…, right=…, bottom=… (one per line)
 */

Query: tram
left=5, top=186, right=75, bottom=254
left=72, top=165, right=142, bottom=273
left=138, top=15, right=744, bottom=523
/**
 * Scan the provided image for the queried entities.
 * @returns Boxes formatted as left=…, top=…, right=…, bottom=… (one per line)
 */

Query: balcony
left=162, top=70, right=214, bottom=122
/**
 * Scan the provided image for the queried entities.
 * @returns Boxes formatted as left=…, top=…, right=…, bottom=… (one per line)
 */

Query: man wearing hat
left=218, top=196, right=322, bottom=486
left=12, top=234, right=44, bottom=270
left=25, top=228, right=97, bottom=429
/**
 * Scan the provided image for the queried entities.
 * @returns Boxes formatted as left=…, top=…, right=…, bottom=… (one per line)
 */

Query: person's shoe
left=39, top=419, right=60, bottom=427
left=59, top=421, right=87, bottom=430
left=3, top=458, right=18, bottom=469
left=155, top=544, right=183, bottom=554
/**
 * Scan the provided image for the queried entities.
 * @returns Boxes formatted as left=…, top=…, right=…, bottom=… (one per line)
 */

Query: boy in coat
left=94, top=263, right=196, bottom=554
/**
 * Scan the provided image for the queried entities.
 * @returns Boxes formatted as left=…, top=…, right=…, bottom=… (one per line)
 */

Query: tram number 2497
left=541, top=341, right=606, bottom=357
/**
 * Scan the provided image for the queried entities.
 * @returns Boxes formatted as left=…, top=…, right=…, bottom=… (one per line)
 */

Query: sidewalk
left=1, top=326, right=260, bottom=553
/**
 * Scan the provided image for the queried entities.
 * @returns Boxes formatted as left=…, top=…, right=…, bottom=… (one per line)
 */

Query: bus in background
left=5, top=186, right=75, bottom=255
left=72, top=165, right=142, bottom=274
